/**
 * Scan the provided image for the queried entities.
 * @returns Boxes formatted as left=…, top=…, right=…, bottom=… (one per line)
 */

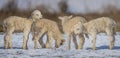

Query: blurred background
left=0, top=0, right=120, bottom=32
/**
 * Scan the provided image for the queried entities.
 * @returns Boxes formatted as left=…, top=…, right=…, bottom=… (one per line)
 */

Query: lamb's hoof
left=67, top=48, right=70, bottom=50
left=60, top=39, right=65, bottom=45
left=42, top=45, right=46, bottom=48
left=78, top=47, right=83, bottom=50
left=34, top=47, right=39, bottom=49
left=92, top=48, right=96, bottom=50
left=109, top=47, right=113, bottom=50
left=22, top=47, right=28, bottom=50
left=4, top=47, right=8, bottom=49
left=55, top=45, right=59, bottom=48
left=8, top=45, right=12, bottom=49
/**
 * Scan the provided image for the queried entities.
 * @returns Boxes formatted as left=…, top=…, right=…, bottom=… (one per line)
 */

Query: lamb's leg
left=106, top=29, right=115, bottom=50
left=39, top=34, right=46, bottom=48
left=32, top=29, right=40, bottom=49
left=49, top=38, right=53, bottom=49
left=48, top=32, right=53, bottom=49
left=109, top=35, right=115, bottom=50
left=4, top=27, right=14, bottom=49
left=78, top=34, right=85, bottom=49
left=4, top=32, right=12, bottom=49
left=8, top=29, right=14, bottom=49
left=22, top=30, right=29, bottom=49
left=34, top=36, right=39, bottom=49
left=4, top=34, right=8, bottom=49
left=72, top=34, right=78, bottom=49
left=34, top=30, right=45, bottom=49
left=34, top=34, right=42, bottom=49
left=31, top=27, right=35, bottom=40
left=91, top=34, right=96, bottom=50
left=46, top=34, right=49, bottom=48
left=67, top=34, right=71, bottom=50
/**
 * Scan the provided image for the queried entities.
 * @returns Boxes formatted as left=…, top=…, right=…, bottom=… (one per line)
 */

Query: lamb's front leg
left=67, top=34, right=71, bottom=50
left=47, top=32, right=53, bottom=49
left=4, top=34, right=8, bottom=49
left=108, top=35, right=115, bottom=50
left=72, top=34, right=78, bottom=49
left=34, top=29, right=45, bottom=49
left=39, top=34, right=46, bottom=48
left=22, top=30, right=29, bottom=49
left=45, top=34, right=49, bottom=48
left=106, top=29, right=115, bottom=50
left=34, top=36, right=39, bottom=49
left=78, top=34, right=85, bottom=49
left=91, top=34, right=96, bottom=50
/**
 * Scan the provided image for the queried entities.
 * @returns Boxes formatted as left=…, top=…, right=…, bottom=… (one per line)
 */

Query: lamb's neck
left=61, top=21, right=65, bottom=26
left=29, top=18, right=34, bottom=23
left=61, top=19, right=69, bottom=26
left=83, top=23, right=88, bottom=34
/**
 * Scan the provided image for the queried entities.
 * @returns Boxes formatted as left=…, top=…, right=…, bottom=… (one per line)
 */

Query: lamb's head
left=31, top=10, right=42, bottom=21
left=73, top=22, right=84, bottom=35
left=55, top=39, right=65, bottom=48
left=58, top=15, right=73, bottom=25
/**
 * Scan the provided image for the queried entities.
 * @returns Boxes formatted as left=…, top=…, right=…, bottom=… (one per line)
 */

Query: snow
left=0, top=32, right=120, bottom=58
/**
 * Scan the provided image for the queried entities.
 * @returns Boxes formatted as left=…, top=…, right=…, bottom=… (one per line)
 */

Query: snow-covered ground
left=0, top=32, right=120, bottom=58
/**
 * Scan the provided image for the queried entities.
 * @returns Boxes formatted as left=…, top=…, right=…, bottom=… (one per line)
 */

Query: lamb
left=32, top=18, right=65, bottom=49
left=74, top=17, right=116, bottom=50
left=58, top=15, right=87, bottom=50
left=3, top=10, right=42, bottom=49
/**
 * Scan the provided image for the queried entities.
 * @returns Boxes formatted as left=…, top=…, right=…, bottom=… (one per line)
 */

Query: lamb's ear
left=58, top=16, right=63, bottom=20
left=68, top=15, right=73, bottom=19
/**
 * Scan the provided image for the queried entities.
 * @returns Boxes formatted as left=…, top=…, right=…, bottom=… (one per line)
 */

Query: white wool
left=75, top=17, right=116, bottom=50
left=3, top=10, right=42, bottom=49
left=32, top=18, right=64, bottom=49
left=58, top=15, right=87, bottom=50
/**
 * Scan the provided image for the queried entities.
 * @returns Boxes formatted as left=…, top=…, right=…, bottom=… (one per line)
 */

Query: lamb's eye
left=36, top=14, right=39, bottom=16
left=77, top=28, right=79, bottom=30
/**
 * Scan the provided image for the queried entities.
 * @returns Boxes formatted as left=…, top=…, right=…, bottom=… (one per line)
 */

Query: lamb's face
left=31, top=10, right=42, bottom=21
left=73, top=23, right=83, bottom=35
left=58, top=15, right=73, bottom=25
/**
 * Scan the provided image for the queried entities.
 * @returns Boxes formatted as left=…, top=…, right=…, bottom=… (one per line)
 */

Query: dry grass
left=0, top=9, right=120, bottom=32
left=0, top=0, right=120, bottom=32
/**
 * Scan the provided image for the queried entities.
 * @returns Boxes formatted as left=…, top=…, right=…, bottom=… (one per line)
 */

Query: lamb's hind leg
left=4, top=32, right=13, bottom=49
left=78, top=34, right=85, bottom=49
left=45, top=32, right=54, bottom=49
left=72, top=34, right=78, bottom=49
left=8, top=28, right=14, bottom=49
left=4, top=27, right=14, bottom=49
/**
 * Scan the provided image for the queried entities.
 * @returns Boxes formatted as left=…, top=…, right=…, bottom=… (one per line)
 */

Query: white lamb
left=32, top=18, right=65, bottom=49
left=74, top=17, right=116, bottom=50
left=3, top=10, right=42, bottom=49
left=58, top=15, right=87, bottom=50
